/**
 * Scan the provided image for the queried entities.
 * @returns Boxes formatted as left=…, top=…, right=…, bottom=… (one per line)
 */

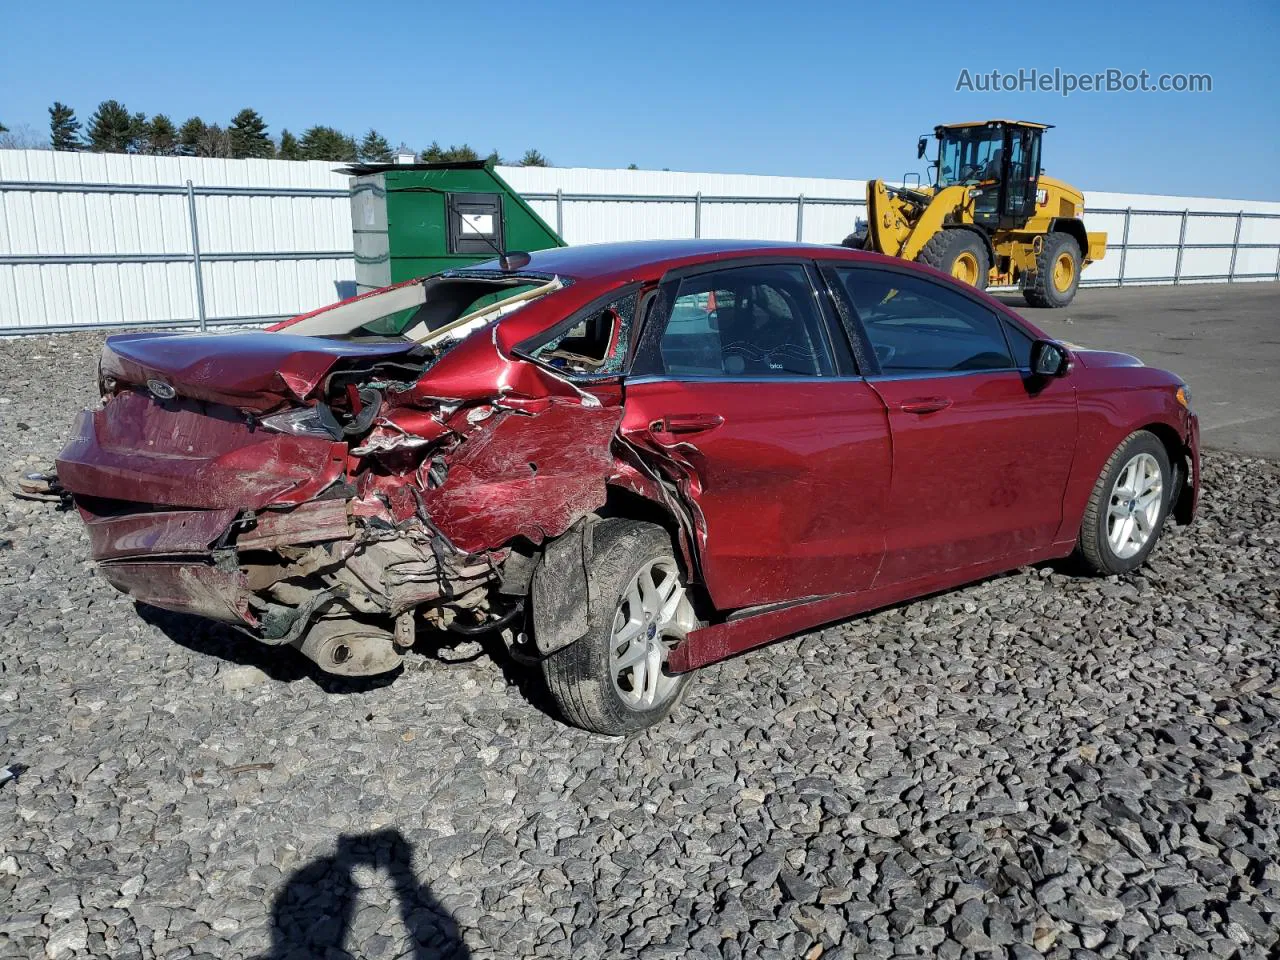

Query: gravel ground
left=1, top=332, right=1278, bottom=960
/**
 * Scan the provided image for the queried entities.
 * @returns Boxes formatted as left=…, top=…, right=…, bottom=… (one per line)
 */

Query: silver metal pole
left=186, top=180, right=208, bottom=332
left=1228, top=212, right=1243, bottom=282
left=694, top=191, right=702, bottom=239
left=555, top=189, right=564, bottom=238
left=796, top=194, right=805, bottom=242
left=1173, top=210, right=1189, bottom=283
left=1116, top=208, right=1132, bottom=287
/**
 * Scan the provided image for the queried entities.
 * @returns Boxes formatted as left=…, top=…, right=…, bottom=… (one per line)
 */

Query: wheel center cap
left=646, top=623, right=658, bottom=641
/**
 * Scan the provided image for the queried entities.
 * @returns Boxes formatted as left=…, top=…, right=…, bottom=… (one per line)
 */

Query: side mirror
left=1030, top=339, right=1070, bottom=377
left=917, top=136, right=929, bottom=159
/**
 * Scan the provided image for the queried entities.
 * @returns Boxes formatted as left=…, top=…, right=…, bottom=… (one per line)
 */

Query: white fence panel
left=1, top=150, right=1278, bottom=333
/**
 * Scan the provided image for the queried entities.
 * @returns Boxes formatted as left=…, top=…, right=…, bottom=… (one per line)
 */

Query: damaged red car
left=55, top=240, right=1200, bottom=734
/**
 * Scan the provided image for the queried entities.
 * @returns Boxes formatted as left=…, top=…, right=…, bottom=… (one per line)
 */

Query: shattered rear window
left=365, top=280, right=544, bottom=338
left=527, top=291, right=637, bottom=377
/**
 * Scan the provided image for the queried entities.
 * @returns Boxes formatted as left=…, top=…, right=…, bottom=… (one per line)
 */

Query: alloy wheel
left=608, top=558, right=693, bottom=710
left=1107, top=452, right=1163, bottom=559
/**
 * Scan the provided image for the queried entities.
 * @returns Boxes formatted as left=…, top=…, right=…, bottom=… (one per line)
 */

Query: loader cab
left=934, top=120, right=1046, bottom=230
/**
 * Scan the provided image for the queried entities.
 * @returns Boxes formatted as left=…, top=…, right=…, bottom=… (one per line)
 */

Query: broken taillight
left=259, top=406, right=343, bottom=440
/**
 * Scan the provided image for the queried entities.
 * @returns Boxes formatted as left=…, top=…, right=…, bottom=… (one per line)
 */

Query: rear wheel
left=916, top=230, right=990, bottom=289
left=1076, top=431, right=1172, bottom=575
left=1023, top=232, right=1081, bottom=308
left=540, top=520, right=697, bottom=734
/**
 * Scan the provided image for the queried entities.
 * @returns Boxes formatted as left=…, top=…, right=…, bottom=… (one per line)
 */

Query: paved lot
left=1, top=315, right=1278, bottom=960
left=1000, top=282, right=1280, bottom=459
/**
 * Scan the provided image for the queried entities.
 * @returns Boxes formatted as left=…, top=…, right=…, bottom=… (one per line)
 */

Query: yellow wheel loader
left=845, top=120, right=1107, bottom=307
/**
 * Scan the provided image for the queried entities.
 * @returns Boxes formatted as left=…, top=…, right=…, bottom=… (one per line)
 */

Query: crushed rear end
left=55, top=273, right=637, bottom=676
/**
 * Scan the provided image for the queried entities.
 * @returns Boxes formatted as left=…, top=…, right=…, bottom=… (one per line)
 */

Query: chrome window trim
left=865, top=367, right=1030, bottom=382
left=624, top=373, right=869, bottom=386
left=624, top=367, right=1038, bottom=386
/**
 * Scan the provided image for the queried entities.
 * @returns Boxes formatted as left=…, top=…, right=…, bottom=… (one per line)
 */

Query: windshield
left=937, top=127, right=1005, bottom=187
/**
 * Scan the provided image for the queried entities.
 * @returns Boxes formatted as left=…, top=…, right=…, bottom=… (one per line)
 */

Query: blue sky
left=3, top=0, right=1277, bottom=200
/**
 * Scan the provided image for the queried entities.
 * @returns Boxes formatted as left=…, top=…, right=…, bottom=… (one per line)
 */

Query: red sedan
left=55, top=240, right=1199, bottom=733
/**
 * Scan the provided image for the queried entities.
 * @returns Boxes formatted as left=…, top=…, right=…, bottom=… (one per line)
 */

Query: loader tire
left=841, top=229, right=871, bottom=250
left=916, top=230, right=990, bottom=289
left=1023, top=232, right=1081, bottom=308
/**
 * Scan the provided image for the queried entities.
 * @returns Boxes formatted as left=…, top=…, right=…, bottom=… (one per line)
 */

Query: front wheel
left=1076, top=431, right=1172, bottom=575
left=540, top=519, right=698, bottom=734
left=916, top=230, right=991, bottom=289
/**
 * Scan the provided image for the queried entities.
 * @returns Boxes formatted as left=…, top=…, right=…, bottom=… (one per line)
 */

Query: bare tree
left=0, top=123, right=50, bottom=150
left=196, top=124, right=233, bottom=158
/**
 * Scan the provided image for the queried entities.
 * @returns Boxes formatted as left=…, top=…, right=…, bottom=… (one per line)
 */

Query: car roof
left=463, top=239, right=875, bottom=283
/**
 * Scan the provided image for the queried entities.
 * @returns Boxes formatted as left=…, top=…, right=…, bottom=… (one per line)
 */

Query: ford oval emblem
left=147, top=379, right=176, bottom=400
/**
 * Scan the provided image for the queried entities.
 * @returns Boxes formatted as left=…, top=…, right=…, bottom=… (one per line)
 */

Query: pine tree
left=358, top=129, right=393, bottom=163
left=177, top=117, right=207, bottom=156
left=0, top=121, right=7, bottom=134
left=49, top=103, right=82, bottom=151
left=519, top=149, right=550, bottom=167
left=444, top=144, right=479, bottom=162
left=485, top=148, right=502, bottom=165
left=147, top=115, right=177, bottom=155
left=299, top=126, right=357, bottom=162
left=229, top=108, right=272, bottom=159
left=87, top=100, right=136, bottom=153
left=420, top=141, right=446, bottom=162
left=129, top=112, right=149, bottom=152
left=627, top=163, right=639, bottom=170
left=278, top=129, right=301, bottom=160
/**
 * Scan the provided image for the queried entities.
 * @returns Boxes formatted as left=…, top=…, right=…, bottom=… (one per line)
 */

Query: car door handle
left=649, top=413, right=725, bottom=435
left=899, top=397, right=953, bottom=414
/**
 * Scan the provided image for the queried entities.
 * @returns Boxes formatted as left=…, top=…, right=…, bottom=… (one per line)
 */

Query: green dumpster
left=345, top=160, right=565, bottom=294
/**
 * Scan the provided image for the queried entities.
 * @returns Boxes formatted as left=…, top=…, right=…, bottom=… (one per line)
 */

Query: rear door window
left=654, top=264, right=836, bottom=377
left=833, top=268, right=1014, bottom=374
left=528, top=290, right=636, bottom=376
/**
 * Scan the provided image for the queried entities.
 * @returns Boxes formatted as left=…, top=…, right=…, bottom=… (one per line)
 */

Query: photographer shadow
left=264, top=828, right=470, bottom=959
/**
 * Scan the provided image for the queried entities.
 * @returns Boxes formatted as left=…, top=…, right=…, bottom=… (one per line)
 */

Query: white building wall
left=1, top=150, right=1277, bottom=332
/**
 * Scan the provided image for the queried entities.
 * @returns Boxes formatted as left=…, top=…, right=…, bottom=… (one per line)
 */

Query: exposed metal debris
left=52, top=271, right=684, bottom=678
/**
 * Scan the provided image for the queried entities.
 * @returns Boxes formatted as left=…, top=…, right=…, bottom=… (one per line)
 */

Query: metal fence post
left=1227, top=211, right=1243, bottom=282
left=1173, top=209, right=1189, bottom=283
left=795, top=194, right=805, bottom=242
left=185, top=180, right=208, bottom=331
left=1116, top=207, right=1132, bottom=287
left=693, top=191, right=702, bottom=239
left=555, top=189, right=564, bottom=238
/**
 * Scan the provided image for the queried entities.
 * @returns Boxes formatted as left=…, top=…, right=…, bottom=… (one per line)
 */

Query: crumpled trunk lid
left=101, top=331, right=423, bottom=411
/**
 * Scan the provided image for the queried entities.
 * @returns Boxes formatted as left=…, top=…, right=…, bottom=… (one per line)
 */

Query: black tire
left=916, top=229, right=990, bottom=289
left=1023, top=232, right=1081, bottom=308
left=841, top=230, right=870, bottom=250
left=540, top=519, right=695, bottom=735
left=1076, top=431, right=1173, bottom=575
